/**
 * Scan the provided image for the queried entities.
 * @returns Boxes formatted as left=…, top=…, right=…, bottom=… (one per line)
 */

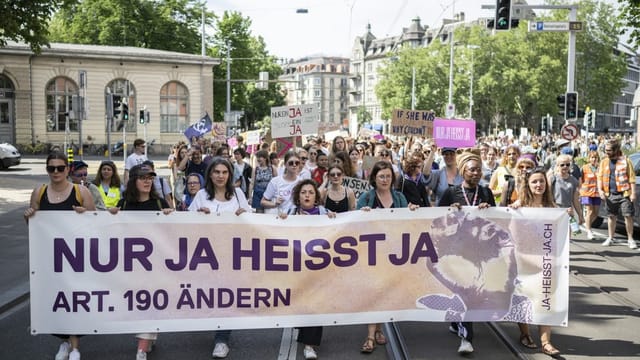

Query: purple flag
left=183, top=113, right=212, bottom=140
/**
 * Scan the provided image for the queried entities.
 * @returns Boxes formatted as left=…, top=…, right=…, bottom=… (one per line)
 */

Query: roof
left=0, top=41, right=220, bottom=66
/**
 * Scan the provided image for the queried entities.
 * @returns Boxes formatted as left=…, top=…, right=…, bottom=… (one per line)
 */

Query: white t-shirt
left=188, top=187, right=250, bottom=213
left=262, top=175, right=302, bottom=214
left=125, top=152, right=147, bottom=170
left=276, top=167, right=311, bottom=180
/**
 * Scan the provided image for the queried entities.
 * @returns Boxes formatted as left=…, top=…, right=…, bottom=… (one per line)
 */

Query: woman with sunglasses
left=356, top=161, right=418, bottom=354
left=93, top=160, right=123, bottom=209
left=549, top=154, right=584, bottom=228
left=261, top=151, right=303, bottom=214
left=319, top=164, right=356, bottom=212
left=24, top=153, right=96, bottom=360
left=509, top=167, right=562, bottom=357
left=499, top=157, right=536, bottom=207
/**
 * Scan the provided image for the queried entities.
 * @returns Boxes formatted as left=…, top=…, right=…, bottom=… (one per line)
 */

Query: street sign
left=560, top=123, right=579, bottom=141
left=529, top=21, right=583, bottom=32
left=445, top=103, right=455, bottom=119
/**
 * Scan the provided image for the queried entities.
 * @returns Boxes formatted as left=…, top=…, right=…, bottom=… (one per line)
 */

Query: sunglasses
left=288, top=161, right=300, bottom=166
left=377, top=153, right=390, bottom=157
left=309, top=152, right=317, bottom=156
left=558, top=163, right=571, bottom=167
left=300, top=157, right=308, bottom=161
left=329, top=172, right=342, bottom=177
left=46, top=165, right=67, bottom=173
left=73, top=172, right=88, bottom=177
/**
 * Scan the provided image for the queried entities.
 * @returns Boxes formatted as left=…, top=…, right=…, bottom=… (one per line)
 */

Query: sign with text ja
left=271, top=104, right=319, bottom=139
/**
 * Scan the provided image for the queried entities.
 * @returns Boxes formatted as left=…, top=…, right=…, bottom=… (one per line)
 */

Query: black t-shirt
left=185, top=161, right=207, bottom=178
left=438, top=184, right=496, bottom=207
left=116, top=198, right=170, bottom=211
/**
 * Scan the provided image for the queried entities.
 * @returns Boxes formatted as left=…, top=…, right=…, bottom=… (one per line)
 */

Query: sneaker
left=587, top=230, right=594, bottom=239
left=68, top=349, right=80, bottom=360
left=601, top=237, right=613, bottom=246
left=136, top=350, right=147, bottom=360
left=458, top=338, right=474, bottom=354
left=629, top=239, right=638, bottom=249
left=55, top=342, right=71, bottom=360
left=303, top=346, right=318, bottom=359
left=212, top=342, right=230, bottom=358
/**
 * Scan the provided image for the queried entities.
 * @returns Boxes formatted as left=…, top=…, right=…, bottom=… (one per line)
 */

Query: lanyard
left=461, top=186, right=478, bottom=206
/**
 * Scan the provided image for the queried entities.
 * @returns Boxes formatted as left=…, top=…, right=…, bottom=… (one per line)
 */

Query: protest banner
left=271, top=104, right=319, bottom=139
left=211, top=122, right=227, bottom=142
left=390, top=109, right=435, bottom=137
left=30, top=208, right=569, bottom=335
left=245, top=130, right=262, bottom=146
left=432, top=118, right=476, bottom=148
left=184, top=113, right=212, bottom=140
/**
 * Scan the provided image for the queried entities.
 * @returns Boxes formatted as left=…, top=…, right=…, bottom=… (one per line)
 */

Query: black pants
left=297, top=327, right=323, bottom=346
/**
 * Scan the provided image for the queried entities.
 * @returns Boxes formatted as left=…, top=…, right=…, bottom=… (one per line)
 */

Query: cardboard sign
left=390, top=109, right=435, bottom=137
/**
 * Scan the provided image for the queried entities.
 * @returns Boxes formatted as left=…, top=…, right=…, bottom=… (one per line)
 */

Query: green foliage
left=210, top=11, right=285, bottom=128
left=618, top=0, right=640, bottom=48
left=48, top=0, right=211, bottom=52
left=0, top=0, right=77, bottom=53
left=375, top=0, right=626, bottom=135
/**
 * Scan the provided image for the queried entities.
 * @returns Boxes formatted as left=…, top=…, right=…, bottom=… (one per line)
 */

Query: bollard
left=67, top=147, right=74, bottom=164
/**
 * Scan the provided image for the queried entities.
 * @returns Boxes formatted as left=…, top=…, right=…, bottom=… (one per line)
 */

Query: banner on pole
left=30, top=208, right=569, bottom=334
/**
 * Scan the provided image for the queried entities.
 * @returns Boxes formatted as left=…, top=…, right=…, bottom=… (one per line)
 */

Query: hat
left=561, top=147, right=574, bottom=155
left=129, top=164, right=157, bottom=178
left=142, top=160, right=155, bottom=168
left=69, top=160, right=88, bottom=173
left=441, top=147, right=457, bottom=153
left=555, top=139, right=570, bottom=148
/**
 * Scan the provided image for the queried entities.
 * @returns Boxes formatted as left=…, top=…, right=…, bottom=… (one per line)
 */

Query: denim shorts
left=581, top=196, right=602, bottom=206
left=606, top=193, right=634, bottom=217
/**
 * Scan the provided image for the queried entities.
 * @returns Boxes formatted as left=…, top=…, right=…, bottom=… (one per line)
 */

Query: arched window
left=160, top=81, right=189, bottom=133
left=45, top=77, right=78, bottom=132
left=105, top=79, right=136, bottom=132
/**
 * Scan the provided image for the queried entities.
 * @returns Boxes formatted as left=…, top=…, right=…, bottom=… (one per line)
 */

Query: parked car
left=593, top=152, right=640, bottom=231
left=0, top=142, right=21, bottom=169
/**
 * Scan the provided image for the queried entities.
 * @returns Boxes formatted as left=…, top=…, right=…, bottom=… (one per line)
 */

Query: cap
left=69, top=160, right=88, bottom=173
left=142, top=160, right=155, bottom=168
left=129, top=164, right=157, bottom=178
left=441, top=147, right=457, bottom=153
left=561, top=147, right=574, bottom=155
left=555, top=139, right=570, bottom=148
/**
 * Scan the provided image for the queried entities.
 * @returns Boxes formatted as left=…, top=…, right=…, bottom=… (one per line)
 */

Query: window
left=313, top=78, right=321, bottom=86
left=160, top=81, right=189, bottom=133
left=46, top=77, right=78, bottom=132
left=105, top=79, right=136, bottom=132
left=314, top=90, right=321, bottom=98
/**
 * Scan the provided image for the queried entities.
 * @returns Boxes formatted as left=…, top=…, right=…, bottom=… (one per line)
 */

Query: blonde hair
left=553, top=154, right=573, bottom=176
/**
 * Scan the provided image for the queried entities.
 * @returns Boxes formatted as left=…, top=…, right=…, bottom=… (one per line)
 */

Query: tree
left=210, top=11, right=285, bottom=127
left=48, top=0, right=212, bottom=53
left=0, top=0, right=77, bottom=53
left=617, top=0, right=640, bottom=48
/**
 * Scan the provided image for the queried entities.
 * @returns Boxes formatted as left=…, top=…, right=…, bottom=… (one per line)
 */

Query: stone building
left=0, top=41, right=218, bottom=153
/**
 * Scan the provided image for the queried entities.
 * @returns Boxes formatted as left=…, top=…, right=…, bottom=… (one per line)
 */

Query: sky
left=206, top=0, right=575, bottom=60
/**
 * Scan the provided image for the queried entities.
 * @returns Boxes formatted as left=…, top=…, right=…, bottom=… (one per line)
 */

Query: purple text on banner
left=433, top=118, right=476, bottom=148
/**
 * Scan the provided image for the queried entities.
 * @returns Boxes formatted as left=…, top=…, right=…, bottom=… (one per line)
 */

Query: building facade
left=0, top=42, right=218, bottom=152
left=279, top=57, right=350, bottom=132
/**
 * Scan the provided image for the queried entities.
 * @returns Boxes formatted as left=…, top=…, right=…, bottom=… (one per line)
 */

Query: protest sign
left=271, top=104, right=319, bottom=139
left=30, top=208, right=569, bottom=334
left=390, top=109, right=435, bottom=137
left=342, top=176, right=371, bottom=199
left=432, top=118, right=476, bottom=148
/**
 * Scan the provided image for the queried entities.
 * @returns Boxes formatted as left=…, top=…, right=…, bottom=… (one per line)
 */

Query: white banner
left=270, top=104, right=319, bottom=139
left=29, top=208, right=569, bottom=334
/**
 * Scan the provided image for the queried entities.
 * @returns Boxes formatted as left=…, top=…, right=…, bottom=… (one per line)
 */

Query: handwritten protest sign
left=30, top=208, right=569, bottom=334
left=271, top=104, right=319, bottom=139
left=390, top=109, right=435, bottom=136
left=342, top=176, right=371, bottom=199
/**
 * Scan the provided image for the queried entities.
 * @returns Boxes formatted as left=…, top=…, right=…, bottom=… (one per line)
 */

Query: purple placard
left=433, top=118, right=476, bottom=147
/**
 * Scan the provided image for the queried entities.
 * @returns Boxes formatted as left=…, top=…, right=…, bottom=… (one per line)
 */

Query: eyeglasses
left=73, top=172, right=88, bottom=177
left=187, top=182, right=200, bottom=186
left=376, top=174, right=393, bottom=180
left=309, top=152, right=317, bottom=156
left=559, top=163, right=571, bottom=167
left=138, top=176, right=154, bottom=182
left=377, top=152, right=390, bottom=157
left=287, top=161, right=300, bottom=166
left=46, top=165, right=67, bottom=173
left=329, top=172, right=342, bottom=177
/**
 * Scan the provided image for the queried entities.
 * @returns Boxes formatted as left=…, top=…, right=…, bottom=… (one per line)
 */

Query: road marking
left=278, top=327, right=298, bottom=360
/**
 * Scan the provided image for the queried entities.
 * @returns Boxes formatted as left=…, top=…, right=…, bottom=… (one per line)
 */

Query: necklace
left=461, top=185, right=478, bottom=206
left=328, top=186, right=343, bottom=204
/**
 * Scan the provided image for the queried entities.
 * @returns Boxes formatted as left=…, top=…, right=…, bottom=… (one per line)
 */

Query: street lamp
left=467, top=45, right=479, bottom=119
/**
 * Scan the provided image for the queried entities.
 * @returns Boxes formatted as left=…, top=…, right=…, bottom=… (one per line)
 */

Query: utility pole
left=226, top=43, right=232, bottom=135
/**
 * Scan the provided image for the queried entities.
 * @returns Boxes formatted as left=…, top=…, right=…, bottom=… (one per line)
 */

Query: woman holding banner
left=356, top=161, right=419, bottom=353
left=188, top=157, right=251, bottom=358
left=24, top=152, right=96, bottom=360
left=510, top=167, right=562, bottom=357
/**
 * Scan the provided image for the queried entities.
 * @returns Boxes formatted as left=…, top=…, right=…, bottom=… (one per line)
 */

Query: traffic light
left=565, top=92, right=578, bottom=120
left=557, top=94, right=566, bottom=118
left=486, top=18, right=519, bottom=29
left=112, top=94, right=122, bottom=120
left=121, top=103, right=129, bottom=121
left=586, top=110, right=596, bottom=127
left=495, top=0, right=512, bottom=30
left=139, top=109, right=145, bottom=124
left=540, top=116, right=548, bottom=133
